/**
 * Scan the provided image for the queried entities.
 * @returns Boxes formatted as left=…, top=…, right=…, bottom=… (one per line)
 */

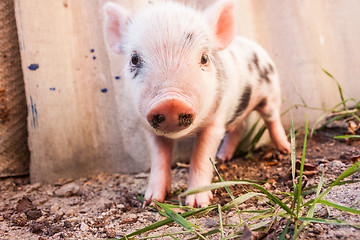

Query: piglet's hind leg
left=217, top=121, right=245, bottom=161
left=257, top=98, right=290, bottom=153
left=265, top=119, right=290, bottom=153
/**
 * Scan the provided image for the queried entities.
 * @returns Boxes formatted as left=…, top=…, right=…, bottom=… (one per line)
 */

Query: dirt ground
left=0, top=120, right=359, bottom=239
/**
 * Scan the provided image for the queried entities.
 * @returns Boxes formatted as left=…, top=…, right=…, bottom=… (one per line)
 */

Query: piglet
left=104, top=0, right=290, bottom=208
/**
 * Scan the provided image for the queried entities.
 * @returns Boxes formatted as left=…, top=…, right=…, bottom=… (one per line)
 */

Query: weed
left=116, top=113, right=360, bottom=239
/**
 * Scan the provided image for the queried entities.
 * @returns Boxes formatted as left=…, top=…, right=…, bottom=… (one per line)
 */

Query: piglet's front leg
left=186, top=124, right=225, bottom=208
left=143, top=133, right=173, bottom=207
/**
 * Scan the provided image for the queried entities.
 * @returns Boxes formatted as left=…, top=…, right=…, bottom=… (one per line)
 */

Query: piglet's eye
left=130, top=53, right=141, bottom=67
left=200, top=53, right=209, bottom=65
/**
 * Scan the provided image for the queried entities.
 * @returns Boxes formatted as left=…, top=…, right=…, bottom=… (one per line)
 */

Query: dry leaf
left=219, top=163, right=228, bottom=170
left=350, top=155, right=360, bottom=163
left=268, top=179, right=276, bottom=184
left=295, top=160, right=318, bottom=176
left=265, top=161, right=279, bottom=166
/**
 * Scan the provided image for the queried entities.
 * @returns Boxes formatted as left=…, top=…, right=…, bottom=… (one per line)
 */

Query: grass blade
left=321, top=68, right=346, bottom=109
left=299, top=217, right=360, bottom=228
left=313, top=161, right=360, bottom=210
left=234, top=117, right=261, bottom=156
left=295, top=169, right=325, bottom=239
left=327, top=161, right=360, bottom=189
left=210, top=158, right=234, bottom=200
left=296, top=114, right=308, bottom=217
left=188, top=229, right=220, bottom=240
left=248, top=219, right=273, bottom=230
left=211, top=158, right=243, bottom=224
left=278, top=219, right=291, bottom=240
left=181, top=181, right=295, bottom=217
left=290, top=111, right=296, bottom=187
left=221, top=192, right=266, bottom=211
left=218, top=204, right=224, bottom=238
left=334, top=135, right=360, bottom=139
left=248, top=125, right=267, bottom=156
left=155, top=202, right=194, bottom=231
left=138, top=231, right=192, bottom=239
left=316, top=199, right=360, bottom=214
left=119, top=205, right=217, bottom=240
left=310, top=98, right=355, bottom=136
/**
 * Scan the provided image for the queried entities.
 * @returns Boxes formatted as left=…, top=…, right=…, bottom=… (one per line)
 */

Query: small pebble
left=54, top=182, right=81, bottom=197
left=63, top=220, right=72, bottom=228
left=264, top=182, right=271, bottom=189
left=29, top=223, right=43, bottom=234
left=106, top=228, right=116, bottom=238
left=67, top=217, right=79, bottom=222
left=80, top=222, right=89, bottom=231
left=50, top=204, right=60, bottom=213
left=202, top=218, right=218, bottom=228
left=117, top=204, right=125, bottom=209
left=65, top=209, right=76, bottom=216
left=327, top=160, right=343, bottom=168
left=37, top=198, right=48, bottom=204
left=25, top=182, right=41, bottom=193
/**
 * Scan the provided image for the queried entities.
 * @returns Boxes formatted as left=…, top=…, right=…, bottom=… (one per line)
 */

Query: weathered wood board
left=14, top=0, right=360, bottom=182
left=0, top=0, right=29, bottom=177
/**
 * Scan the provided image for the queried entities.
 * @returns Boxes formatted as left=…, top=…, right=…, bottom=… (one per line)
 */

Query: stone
left=80, top=222, right=89, bottom=231
left=54, top=183, right=81, bottom=197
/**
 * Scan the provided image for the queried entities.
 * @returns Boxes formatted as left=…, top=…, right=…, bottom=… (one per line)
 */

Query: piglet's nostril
left=151, top=114, right=165, bottom=129
left=178, top=113, right=193, bottom=127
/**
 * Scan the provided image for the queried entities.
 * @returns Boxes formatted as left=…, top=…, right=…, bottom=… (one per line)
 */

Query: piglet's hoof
left=185, top=191, right=213, bottom=208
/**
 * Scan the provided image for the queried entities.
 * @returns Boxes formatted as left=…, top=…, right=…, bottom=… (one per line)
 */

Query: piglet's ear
left=103, top=2, right=130, bottom=54
left=205, top=0, right=235, bottom=50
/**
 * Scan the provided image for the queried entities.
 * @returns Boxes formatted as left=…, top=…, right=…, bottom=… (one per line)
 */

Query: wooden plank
left=14, top=0, right=156, bottom=183
left=0, top=0, right=29, bottom=177
left=13, top=0, right=360, bottom=183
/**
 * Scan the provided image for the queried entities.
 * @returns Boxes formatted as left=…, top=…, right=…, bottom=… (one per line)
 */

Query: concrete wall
left=14, top=0, right=360, bottom=182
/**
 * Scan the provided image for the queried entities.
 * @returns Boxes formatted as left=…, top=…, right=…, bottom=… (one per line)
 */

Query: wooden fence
left=6, top=0, right=360, bottom=182
left=0, top=0, right=29, bottom=177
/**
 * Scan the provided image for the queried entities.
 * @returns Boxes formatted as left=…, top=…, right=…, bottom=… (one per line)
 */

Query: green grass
left=115, top=69, right=360, bottom=239
left=116, top=113, right=360, bottom=239
left=234, top=68, right=360, bottom=158
left=310, top=69, right=360, bottom=136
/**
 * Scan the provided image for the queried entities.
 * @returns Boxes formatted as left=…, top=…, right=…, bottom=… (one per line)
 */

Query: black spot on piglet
left=186, top=32, right=194, bottom=41
left=252, top=53, right=274, bottom=83
left=227, top=84, right=252, bottom=125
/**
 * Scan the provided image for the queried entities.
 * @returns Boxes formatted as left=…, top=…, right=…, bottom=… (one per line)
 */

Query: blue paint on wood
left=28, top=64, right=39, bottom=71
left=30, top=96, right=38, bottom=128
left=101, top=88, right=108, bottom=93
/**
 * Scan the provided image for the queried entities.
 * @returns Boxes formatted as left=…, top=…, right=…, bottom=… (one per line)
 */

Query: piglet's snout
left=146, top=94, right=195, bottom=133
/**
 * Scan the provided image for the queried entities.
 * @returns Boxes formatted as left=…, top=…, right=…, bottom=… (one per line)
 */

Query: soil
left=0, top=120, right=359, bottom=239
